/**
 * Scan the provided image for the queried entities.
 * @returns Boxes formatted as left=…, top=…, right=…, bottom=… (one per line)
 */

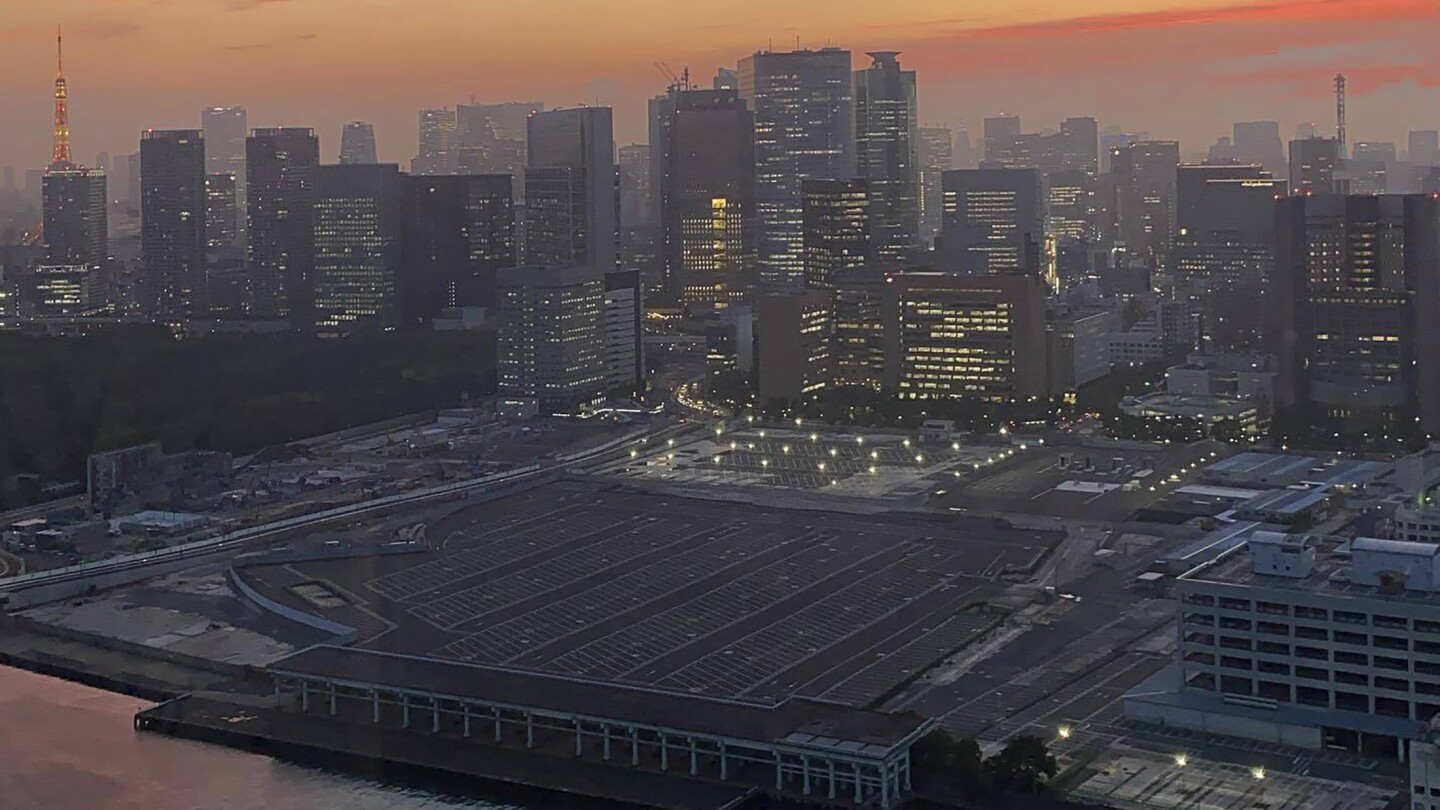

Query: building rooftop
left=1237, top=486, right=1333, bottom=517
left=1203, top=452, right=1385, bottom=489
left=1185, top=535, right=1440, bottom=607
left=1119, top=392, right=1255, bottom=420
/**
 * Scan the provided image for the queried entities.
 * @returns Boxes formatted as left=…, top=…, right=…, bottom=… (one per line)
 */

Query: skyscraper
left=201, top=106, right=247, bottom=235
left=617, top=144, right=652, bottom=228
left=412, top=109, right=457, bottom=175
left=339, top=122, right=378, bottom=165
left=204, top=173, right=237, bottom=250
left=524, top=107, right=617, bottom=271
left=1112, top=140, right=1180, bottom=268
left=1289, top=137, right=1341, bottom=195
left=918, top=127, right=953, bottom=247
left=983, top=115, right=1022, bottom=166
left=140, top=129, right=207, bottom=327
left=656, top=88, right=757, bottom=305
left=1172, top=163, right=1284, bottom=350
left=1410, top=130, right=1440, bottom=167
left=399, top=174, right=515, bottom=324
left=939, top=168, right=1043, bottom=275
left=455, top=102, right=541, bottom=203
left=313, top=163, right=403, bottom=334
left=854, top=52, right=918, bottom=264
left=495, top=264, right=607, bottom=415
left=739, top=48, right=855, bottom=286
left=802, top=179, right=869, bottom=289
left=42, top=29, right=107, bottom=275
left=1274, top=194, right=1440, bottom=433
left=1232, top=121, right=1285, bottom=176
left=1058, top=117, right=1100, bottom=175
left=246, top=127, right=319, bottom=324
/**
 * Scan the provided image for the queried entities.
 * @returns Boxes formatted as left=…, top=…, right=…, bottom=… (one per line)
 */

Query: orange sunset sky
left=2, top=0, right=1437, bottom=168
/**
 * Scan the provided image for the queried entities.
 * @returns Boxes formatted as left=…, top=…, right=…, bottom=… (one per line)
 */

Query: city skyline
left=2, top=1, right=1436, bottom=169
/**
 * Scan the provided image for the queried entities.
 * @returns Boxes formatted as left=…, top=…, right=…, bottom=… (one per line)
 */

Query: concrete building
left=1290, top=138, right=1342, bottom=195
left=603, top=270, right=644, bottom=397
left=801, top=179, right=870, bottom=290
left=853, top=52, right=918, bottom=264
left=495, top=264, right=607, bottom=415
left=312, top=163, right=403, bottom=334
left=413, top=108, right=457, bottom=176
left=1117, top=392, right=1262, bottom=437
left=20, top=264, right=104, bottom=317
left=1233, top=121, right=1286, bottom=177
left=617, top=144, right=651, bottom=229
left=883, top=271, right=1048, bottom=401
left=42, top=165, right=106, bottom=269
left=201, top=106, right=246, bottom=235
left=1412, top=131, right=1440, bottom=168
left=756, top=290, right=834, bottom=404
left=1127, top=532, right=1440, bottom=760
left=339, top=121, right=378, bottom=165
left=1112, top=141, right=1180, bottom=270
left=246, top=127, right=320, bottom=325
left=1046, top=305, right=1115, bottom=393
left=1274, top=194, right=1440, bottom=433
left=204, top=173, right=237, bottom=251
left=939, top=168, right=1042, bottom=275
left=140, top=129, right=207, bottom=327
left=739, top=48, right=855, bottom=287
left=524, top=107, right=617, bottom=272
left=1165, top=353, right=1277, bottom=408
left=655, top=88, right=756, bottom=305
left=832, top=269, right=887, bottom=391
left=399, top=174, right=515, bottom=324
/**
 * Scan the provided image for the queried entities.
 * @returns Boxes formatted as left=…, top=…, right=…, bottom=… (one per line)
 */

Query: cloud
left=219, top=0, right=292, bottom=10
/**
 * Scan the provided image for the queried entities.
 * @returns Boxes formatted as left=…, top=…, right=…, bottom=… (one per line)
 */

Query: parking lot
left=241, top=479, right=1063, bottom=708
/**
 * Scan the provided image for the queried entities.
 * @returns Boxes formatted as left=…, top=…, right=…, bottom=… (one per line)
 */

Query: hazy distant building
left=1112, top=140, right=1180, bottom=268
left=203, top=173, right=237, bottom=250
left=1410, top=130, right=1440, bottom=167
left=1289, top=137, right=1341, bottom=195
left=1232, top=121, right=1285, bottom=177
left=42, top=165, right=106, bottom=268
left=246, top=127, right=319, bottom=325
left=939, top=168, right=1043, bottom=275
left=854, top=52, right=918, bottom=264
left=1057, top=117, right=1100, bottom=175
left=339, top=121, right=378, bottom=165
left=140, top=129, right=207, bottom=327
left=1045, top=169, right=1099, bottom=243
left=739, top=48, right=855, bottom=287
left=201, top=106, right=246, bottom=234
left=412, top=108, right=457, bottom=175
left=496, top=264, right=607, bottom=415
left=918, top=127, right=953, bottom=246
left=802, top=179, right=869, bottom=290
left=399, top=174, right=515, bottom=324
left=618, top=144, right=652, bottom=228
left=524, top=107, right=617, bottom=272
left=884, top=271, right=1048, bottom=401
left=456, top=102, right=541, bottom=202
left=983, top=115, right=1023, bottom=166
left=656, top=88, right=756, bottom=305
left=1274, top=194, right=1440, bottom=432
left=313, top=163, right=403, bottom=334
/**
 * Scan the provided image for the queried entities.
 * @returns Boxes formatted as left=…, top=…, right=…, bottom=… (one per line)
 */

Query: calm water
left=0, top=666, right=528, bottom=810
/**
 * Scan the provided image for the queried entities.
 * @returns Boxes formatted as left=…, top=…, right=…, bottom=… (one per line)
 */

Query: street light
left=1250, top=766, right=1265, bottom=780
left=1173, top=753, right=1188, bottom=768
left=818, top=463, right=826, bottom=472
left=1057, top=724, right=1072, bottom=740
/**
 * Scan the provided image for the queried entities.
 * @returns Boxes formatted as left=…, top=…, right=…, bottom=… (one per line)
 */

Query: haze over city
left=1, top=0, right=1436, bottom=166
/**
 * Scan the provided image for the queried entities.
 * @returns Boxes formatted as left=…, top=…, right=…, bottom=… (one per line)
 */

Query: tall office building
left=339, top=122, right=378, bottom=165
left=603, top=269, right=645, bottom=396
left=656, top=88, right=757, bottom=305
left=983, top=115, right=1022, bottom=165
left=43, top=167, right=106, bottom=268
left=739, top=48, right=855, bottom=286
left=883, top=271, right=1048, bottom=401
left=1232, top=121, right=1285, bottom=176
left=1058, top=117, right=1100, bottom=175
left=1289, top=138, right=1341, bottom=195
left=204, top=173, right=237, bottom=250
left=201, top=106, right=246, bottom=236
left=455, top=102, right=541, bottom=202
left=1112, top=140, right=1180, bottom=269
left=312, top=163, right=403, bottom=334
left=399, top=174, right=515, bottom=324
left=918, top=127, right=953, bottom=246
left=140, top=130, right=207, bottom=326
left=524, top=107, right=617, bottom=271
left=412, top=108, right=457, bottom=175
left=1274, top=194, right=1440, bottom=432
left=939, top=168, right=1043, bottom=275
left=1410, top=131, right=1440, bottom=167
left=617, top=144, right=652, bottom=228
left=495, top=264, right=608, bottom=415
left=1044, top=169, right=1098, bottom=243
left=832, top=269, right=887, bottom=390
left=802, top=179, right=869, bottom=290
left=854, top=52, right=918, bottom=264
left=1172, top=163, right=1284, bottom=350
left=246, top=127, right=320, bottom=324
left=755, top=290, right=834, bottom=404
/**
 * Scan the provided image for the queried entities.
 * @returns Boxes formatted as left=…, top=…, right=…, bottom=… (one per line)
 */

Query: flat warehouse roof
left=272, top=645, right=930, bottom=755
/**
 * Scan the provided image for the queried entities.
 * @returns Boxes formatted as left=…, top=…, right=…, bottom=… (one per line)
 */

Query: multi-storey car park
left=1127, top=529, right=1440, bottom=763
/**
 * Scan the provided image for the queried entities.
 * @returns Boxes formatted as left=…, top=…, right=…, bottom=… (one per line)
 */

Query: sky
left=2, top=0, right=1437, bottom=172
